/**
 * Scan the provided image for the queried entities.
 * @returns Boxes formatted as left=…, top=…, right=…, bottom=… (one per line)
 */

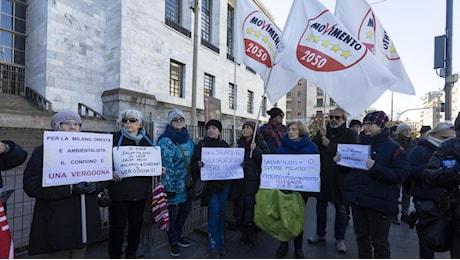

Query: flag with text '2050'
left=234, top=0, right=299, bottom=101
left=335, top=0, right=415, bottom=96
left=0, top=199, right=15, bottom=259
left=270, top=0, right=397, bottom=116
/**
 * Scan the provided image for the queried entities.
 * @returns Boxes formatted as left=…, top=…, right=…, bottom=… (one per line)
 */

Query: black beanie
left=206, top=119, right=222, bottom=132
left=267, top=107, right=284, bottom=118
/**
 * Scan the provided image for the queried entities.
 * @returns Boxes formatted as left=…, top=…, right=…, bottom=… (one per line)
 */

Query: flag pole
left=250, top=67, right=274, bottom=158
left=232, top=61, right=237, bottom=145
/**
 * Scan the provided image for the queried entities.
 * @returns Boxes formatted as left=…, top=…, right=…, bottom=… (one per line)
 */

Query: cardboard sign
left=200, top=147, right=244, bottom=180
left=43, top=131, right=113, bottom=187
left=112, top=146, right=162, bottom=178
left=260, top=154, right=320, bottom=192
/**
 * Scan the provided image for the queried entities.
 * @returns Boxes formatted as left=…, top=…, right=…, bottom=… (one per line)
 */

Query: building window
left=287, top=92, right=291, bottom=98
left=297, top=101, right=302, bottom=108
left=165, top=0, right=191, bottom=37
left=247, top=90, right=254, bottom=114
left=201, top=0, right=211, bottom=42
left=316, top=110, right=323, bottom=116
left=316, top=98, right=323, bottom=107
left=226, top=5, right=234, bottom=61
left=261, top=97, right=267, bottom=116
left=316, top=87, right=323, bottom=96
left=297, top=90, right=302, bottom=96
left=329, top=98, right=336, bottom=106
left=297, top=112, right=302, bottom=117
left=0, top=0, right=26, bottom=65
left=204, top=73, right=214, bottom=97
left=228, top=83, right=236, bottom=109
left=170, top=59, right=184, bottom=98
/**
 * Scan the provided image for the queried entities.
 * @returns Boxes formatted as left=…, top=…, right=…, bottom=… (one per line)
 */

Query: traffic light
left=440, top=102, right=445, bottom=112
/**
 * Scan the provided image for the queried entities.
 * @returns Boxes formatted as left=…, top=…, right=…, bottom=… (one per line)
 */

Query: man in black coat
left=0, top=140, right=27, bottom=212
left=308, top=108, right=358, bottom=254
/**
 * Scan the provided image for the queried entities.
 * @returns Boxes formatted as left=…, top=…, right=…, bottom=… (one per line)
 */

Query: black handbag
left=415, top=199, right=452, bottom=252
left=188, top=177, right=207, bottom=201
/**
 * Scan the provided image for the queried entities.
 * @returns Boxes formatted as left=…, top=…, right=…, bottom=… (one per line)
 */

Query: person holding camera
left=23, top=111, right=108, bottom=258
left=157, top=109, right=195, bottom=257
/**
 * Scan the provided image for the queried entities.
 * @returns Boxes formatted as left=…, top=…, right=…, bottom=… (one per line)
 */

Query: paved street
left=18, top=197, right=450, bottom=258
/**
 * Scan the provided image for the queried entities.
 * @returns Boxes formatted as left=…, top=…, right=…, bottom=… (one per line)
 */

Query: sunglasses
left=328, top=115, right=343, bottom=120
left=122, top=118, right=139, bottom=123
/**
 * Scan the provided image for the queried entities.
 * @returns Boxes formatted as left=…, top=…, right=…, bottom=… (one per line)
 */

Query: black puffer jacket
left=0, top=140, right=27, bottom=188
left=23, top=145, right=107, bottom=255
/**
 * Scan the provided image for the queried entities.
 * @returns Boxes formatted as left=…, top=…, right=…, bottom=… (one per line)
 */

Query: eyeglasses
left=171, top=118, right=184, bottom=123
left=122, top=118, right=139, bottom=123
left=60, top=121, right=81, bottom=127
left=328, top=115, right=343, bottom=120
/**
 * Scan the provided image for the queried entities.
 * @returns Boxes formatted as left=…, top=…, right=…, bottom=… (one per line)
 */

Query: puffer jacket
left=157, top=136, right=195, bottom=205
left=0, top=140, right=27, bottom=188
left=343, top=129, right=409, bottom=215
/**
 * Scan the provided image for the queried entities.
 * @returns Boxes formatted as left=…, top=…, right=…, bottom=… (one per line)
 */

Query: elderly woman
left=108, top=108, right=155, bottom=259
left=24, top=111, right=107, bottom=258
left=157, top=109, right=195, bottom=257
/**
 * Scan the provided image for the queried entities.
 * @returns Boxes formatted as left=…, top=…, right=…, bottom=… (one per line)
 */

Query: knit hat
left=267, top=107, right=284, bottom=118
left=349, top=119, right=362, bottom=128
left=50, top=111, right=82, bottom=131
left=206, top=119, right=222, bottom=132
left=363, top=111, right=388, bottom=129
left=396, top=123, right=411, bottom=134
left=243, top=121, right=257, bottom=131
left=167, top=109, right=185, bottom=123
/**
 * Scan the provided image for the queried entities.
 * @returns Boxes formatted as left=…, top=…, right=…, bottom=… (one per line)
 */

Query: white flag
left=273, top=0, right=396, bottom=116
left=335, top=0, right=415, bottom=95
left=234, top=0, right=299, bottom=101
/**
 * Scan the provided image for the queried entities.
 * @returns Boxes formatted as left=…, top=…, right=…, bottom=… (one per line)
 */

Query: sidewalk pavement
left=18, top=197, right=450, bottom=259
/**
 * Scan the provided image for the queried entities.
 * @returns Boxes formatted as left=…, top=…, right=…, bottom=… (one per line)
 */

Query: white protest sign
left=260, top=154, right=320, bottom=192
left=201, top=147, right=244, bottom=180
left=337, top=144, right=370, bottom=170
left=43, top=131, right=113, bottom=187
left=113, top=146, right=162, bottom=178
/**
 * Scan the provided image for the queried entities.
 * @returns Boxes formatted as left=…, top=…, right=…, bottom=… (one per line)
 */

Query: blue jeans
left=167, top=199, right=192, bottom=246
left=315, top=198, right=349, bottom=240
left=207, top=183, right=230, bottom=251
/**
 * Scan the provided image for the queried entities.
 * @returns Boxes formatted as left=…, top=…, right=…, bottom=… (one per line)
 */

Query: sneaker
left=307, top=234, right=326, bottom=244
left=336, top=240, right=348, bottom=254
left=169, top=244, right=181, bottom=257
left=177, top=237, right=191, bottom=248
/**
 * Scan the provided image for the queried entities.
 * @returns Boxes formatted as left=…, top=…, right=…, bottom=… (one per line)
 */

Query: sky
left=259, top=0, right=459, bottom=122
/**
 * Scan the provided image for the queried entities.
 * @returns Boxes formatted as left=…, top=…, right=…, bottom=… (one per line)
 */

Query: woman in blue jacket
left=275, top=120, right=319, bottom=259
left=157, top=109, right=195, bottom=257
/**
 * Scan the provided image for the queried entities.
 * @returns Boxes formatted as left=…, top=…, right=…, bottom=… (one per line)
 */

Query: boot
left=275, top=242, right=289, bottom=258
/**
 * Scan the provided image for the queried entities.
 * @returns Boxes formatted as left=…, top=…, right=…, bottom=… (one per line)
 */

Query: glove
left=72, top=182, right=87, bottom=195
left=84, top=182, right=97, bottom=194
left=197, top=161, right=205, bottom=168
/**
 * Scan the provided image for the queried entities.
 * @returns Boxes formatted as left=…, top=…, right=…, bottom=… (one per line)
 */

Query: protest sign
left=200, top=147, right=244, bottom=180
left=337, top=144, right=371, bottom=170
left=43, top=131, right=113, bottom=187
left=260, top=154, right=320, bottom=192
left=113, top=146, right=162, bottom=178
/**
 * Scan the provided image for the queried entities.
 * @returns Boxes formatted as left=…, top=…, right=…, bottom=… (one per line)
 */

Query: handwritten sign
left=201, top=147, right=244, bottom=180
left=113, top=146, right=162, bottom=178
left=260, top=154, right=320, bottom=192
left=337, top=144, right=370, bottom=170
left=43, top=131, right=113, bottom=187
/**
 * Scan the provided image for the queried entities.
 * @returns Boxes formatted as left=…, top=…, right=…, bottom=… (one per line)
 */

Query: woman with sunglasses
left=108, top=108, right=156, bottom=259
left=157, top=109, right=195, bottom=257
